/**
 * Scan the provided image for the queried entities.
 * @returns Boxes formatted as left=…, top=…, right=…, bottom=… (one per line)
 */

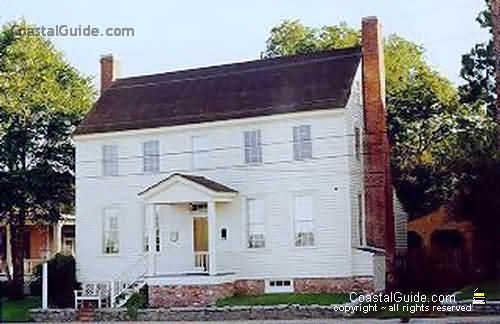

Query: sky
left=1, top=1, right=490, bottom=88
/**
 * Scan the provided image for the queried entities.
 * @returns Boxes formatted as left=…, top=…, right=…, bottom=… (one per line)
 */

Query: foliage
left=0, top=20, right=95, bottom=299
left=31, top=254, right=79, bottom=308
left=0, top=281, right=7, bottom=298
left=216, top=293, right=350, bottom=306
left=0, top=296, right=41, bottom=322
left=459, top=0, right=496, bottom=117
left=264, top=20, right=360, bottom=58
left=125, top=291, right=147, bottom=320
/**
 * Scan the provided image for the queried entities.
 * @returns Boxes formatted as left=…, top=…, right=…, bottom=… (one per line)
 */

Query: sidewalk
left=26, top=315, right=500, bottom=324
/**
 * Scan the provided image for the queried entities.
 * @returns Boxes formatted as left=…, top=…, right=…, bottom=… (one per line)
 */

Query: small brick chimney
left=100, top=54, right=118, bottom=92
left=361, top=17, right=396, bottom=289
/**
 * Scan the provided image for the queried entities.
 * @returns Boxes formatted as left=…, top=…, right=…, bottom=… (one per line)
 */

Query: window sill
left=244, top=162, right=263, bottom=166
left=293, top=245, right=318, bottom=249
left=244, top=247, right=269, bottom=252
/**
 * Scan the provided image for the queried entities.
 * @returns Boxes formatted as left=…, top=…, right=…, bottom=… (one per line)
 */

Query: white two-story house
left=74, top=17, right=406, bottom=308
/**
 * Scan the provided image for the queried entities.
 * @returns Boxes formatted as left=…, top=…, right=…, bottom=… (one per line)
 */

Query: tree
left=264, top=20, right=360, bottom=57
left=459, top=0, right=496, bottom=118
left=263, top=20, right=465, bottom=218
left=0, top=21, right=95, bottom=299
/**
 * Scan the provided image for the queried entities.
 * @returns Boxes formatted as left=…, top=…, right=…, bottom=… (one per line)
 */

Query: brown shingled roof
left=138, top=173, right=238, bottom=196
left=75, top=47, right=361, bottom=135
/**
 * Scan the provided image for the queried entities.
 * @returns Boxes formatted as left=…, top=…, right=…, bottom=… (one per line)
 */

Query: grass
left=1, top=297, right=41, bottom=322
left=456, top=280, right=500, bottom=301
left=216, top=293, right=350, bottom=307
left=352, top=299, right=444, bottom=320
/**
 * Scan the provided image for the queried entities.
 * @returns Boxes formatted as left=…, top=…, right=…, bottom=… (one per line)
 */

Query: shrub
left=32, top=254, right=79, bottom=308
left=0, top=280, right=8, bottom=298
left=125, top=291, right=147, bottom=319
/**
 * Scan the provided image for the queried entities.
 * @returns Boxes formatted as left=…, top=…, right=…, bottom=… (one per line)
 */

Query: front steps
left=77, top=307, right=96, bottom=322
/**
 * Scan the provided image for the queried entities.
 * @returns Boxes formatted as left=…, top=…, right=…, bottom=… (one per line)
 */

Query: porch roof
left=138, top=173, right=238, bottom=203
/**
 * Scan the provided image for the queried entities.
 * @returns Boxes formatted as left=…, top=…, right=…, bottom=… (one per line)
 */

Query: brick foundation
left=149, top=282, right=234, bottom=308
left=148, top=276, right=373, bottom=307
left=234, top=279, right=265, bottom=295
left=294, top=277, right=374, bottom=294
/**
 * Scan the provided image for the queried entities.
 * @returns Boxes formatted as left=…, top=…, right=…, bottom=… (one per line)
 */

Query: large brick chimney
left=361, top=16, right=396, bottom=290
left=100, top=54, right=118, bottom=92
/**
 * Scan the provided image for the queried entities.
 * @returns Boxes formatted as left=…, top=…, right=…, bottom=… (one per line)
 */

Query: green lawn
left=216, top=293, right=350, bottom=306
left=352, top=298, right=443, bottom=320
left=1, top=297, right=41, bottom=322
left=456, top=280, right=500, bottom=301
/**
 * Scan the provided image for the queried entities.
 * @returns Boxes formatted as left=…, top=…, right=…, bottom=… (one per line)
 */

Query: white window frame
left=244, top=130, right=262, bottom=164
left=102, top=144, right=118, bottom=176
left=143, top=140, right=160, bottom=173
left=190, top=202, right=208, bottom=215
left=102, top=207, right=120, bottom=255
left=191, top=135, right=210, bottom=170
left=246, top=198, right=265, bottom=249
left=265, top=279, right=294, bottom=293
left=293, top=125, right=312, bottom=160
left=292, top=192, right=315, bottom=247
left=154, top=209, right=161, bottom=253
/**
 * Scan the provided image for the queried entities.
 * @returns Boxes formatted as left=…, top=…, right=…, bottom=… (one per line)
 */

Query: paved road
left=23, top=316, right=500, bottom=324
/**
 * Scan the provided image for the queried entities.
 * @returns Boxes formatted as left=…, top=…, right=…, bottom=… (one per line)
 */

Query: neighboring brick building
left=407, top=207, right=475, bottom=289
left=0, top=216, right=75, bottom=280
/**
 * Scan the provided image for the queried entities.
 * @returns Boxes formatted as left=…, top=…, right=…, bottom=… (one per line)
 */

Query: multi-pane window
left=293, top=194, right=314, bottom=247
left=191, top=136, right=210, bottom=169
left=103, top=208, right=119, bottom=254
left=247, top=198, right=265, bottom=248
left=154, top=212, right=161, bottom=252
left=293, top=125, right=312, bottom=160
left=354, top=127, right=361, bottom=161
left=102, top=145, right=118, bottom=176
left=144, top=207, right=161, bottom=252
left=190, top=202, right=208, bottom=214
left=143, top=140, right=160, bottom=173
left=244, top=130, right=262, bottom=164
left=358, top=193, right=364, bottom=246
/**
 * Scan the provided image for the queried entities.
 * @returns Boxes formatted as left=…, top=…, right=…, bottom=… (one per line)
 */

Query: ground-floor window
left=293, top=194, right=314, bottom=247
left=103, top=207, right=120, bottom=254
left=265, top=279, right=294, bottom=293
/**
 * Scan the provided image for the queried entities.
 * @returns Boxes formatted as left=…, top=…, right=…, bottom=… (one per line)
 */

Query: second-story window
left=143, top=140, right=160, bottom=173
left=102, top=144, right=118, bottom=176
left=244, top=130, right=262, bottom=164
left=192, top=136, right=210, bottom=170
left=354, top=127, right=361, bottom=161
left=293, top=125, right=312, bottom=160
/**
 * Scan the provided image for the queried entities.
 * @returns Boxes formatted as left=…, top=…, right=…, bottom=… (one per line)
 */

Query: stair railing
left=110, top=254, right=148, bottom=307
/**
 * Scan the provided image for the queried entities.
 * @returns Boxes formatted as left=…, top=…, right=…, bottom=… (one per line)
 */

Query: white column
left=42, top=262, right=48, bottom=309
left=54, top=223, right=62, bottom=254
left=207, top=200, right=217, bottom=276
left=146, top=204, right=156, bottom=276
left=6, top=224, right=12, bottom=275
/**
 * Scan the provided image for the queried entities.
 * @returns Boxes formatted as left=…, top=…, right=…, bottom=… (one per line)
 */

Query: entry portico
left=138, top=173, right=238, bottom=277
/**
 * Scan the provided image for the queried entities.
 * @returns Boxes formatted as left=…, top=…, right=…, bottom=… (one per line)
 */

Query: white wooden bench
left=74, top=282, right=111, bottom=309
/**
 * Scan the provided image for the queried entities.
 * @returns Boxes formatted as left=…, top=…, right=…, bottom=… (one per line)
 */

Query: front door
left=193, top=218, right=208, bottom=271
